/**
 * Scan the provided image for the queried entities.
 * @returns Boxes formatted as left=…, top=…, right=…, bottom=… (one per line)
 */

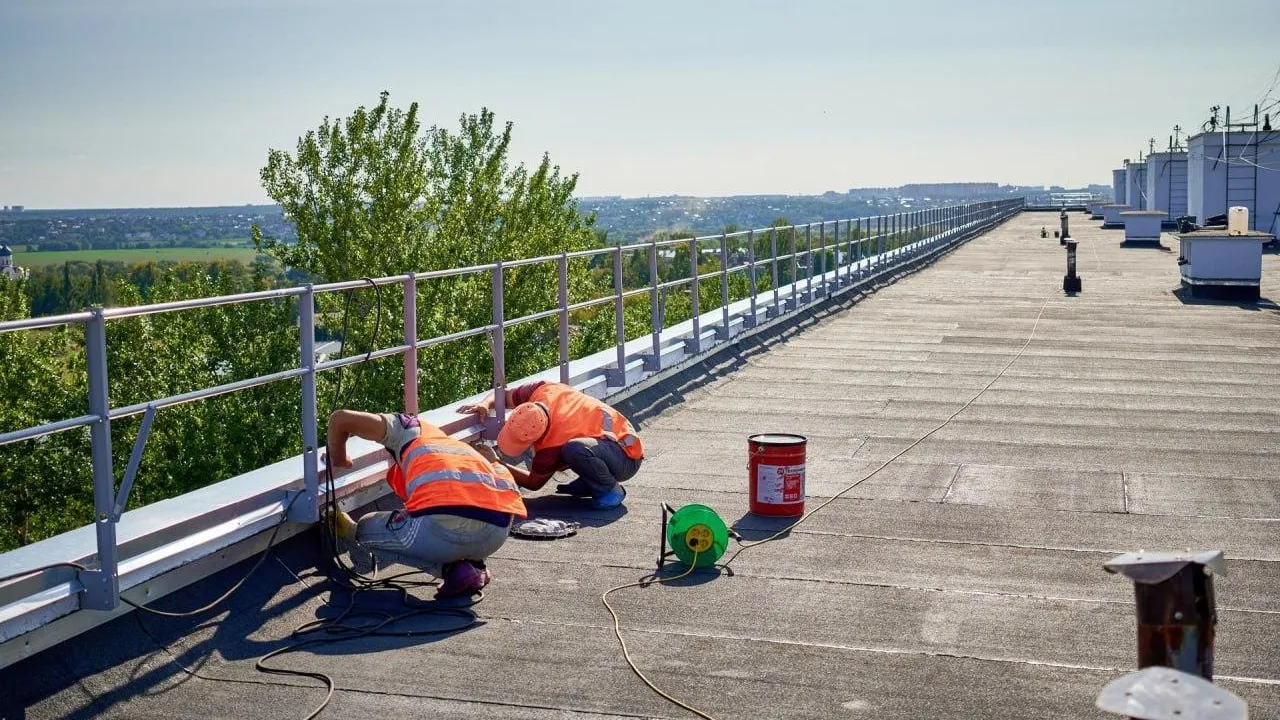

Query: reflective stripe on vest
left=389, top=433, right=527, bottom=518
left=404, top=443, right=480, bottom=465
left=404, top=468, right=520, bottom=496
left=531, top=383, right=644, bottom=460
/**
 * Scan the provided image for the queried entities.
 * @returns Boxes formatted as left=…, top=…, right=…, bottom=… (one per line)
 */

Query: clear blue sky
left=2, top=0, right=1277, bottom=208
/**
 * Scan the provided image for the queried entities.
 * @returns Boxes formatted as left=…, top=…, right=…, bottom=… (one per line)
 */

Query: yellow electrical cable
left=602, top=550, right=723, bottom=720
left=606, top=293, right=1052, bottom=719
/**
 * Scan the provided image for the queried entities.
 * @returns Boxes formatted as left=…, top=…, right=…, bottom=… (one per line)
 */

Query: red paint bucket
left=747, top=433, right=807, bottom=517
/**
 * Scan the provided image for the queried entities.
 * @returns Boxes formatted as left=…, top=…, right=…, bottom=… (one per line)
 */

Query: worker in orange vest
left=324, top=409, right=527, bottom=597
left=459, top=381, right=644, bottom=510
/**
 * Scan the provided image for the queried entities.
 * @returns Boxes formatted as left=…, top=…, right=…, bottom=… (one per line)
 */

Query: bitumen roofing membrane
left=3, top=212, right=1280, bottom=719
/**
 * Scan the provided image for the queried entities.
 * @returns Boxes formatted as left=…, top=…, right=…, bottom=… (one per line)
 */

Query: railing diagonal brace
left=113, top=404, right=156, bottom=521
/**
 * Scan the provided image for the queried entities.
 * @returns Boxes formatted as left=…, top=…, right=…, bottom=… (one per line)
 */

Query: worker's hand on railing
left=457, top=403, right=489, bottom=419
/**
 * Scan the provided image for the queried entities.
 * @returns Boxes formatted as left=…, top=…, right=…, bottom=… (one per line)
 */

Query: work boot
left=591, top=484, right=627, bottom=510
left=555, top=477, right=594, bottom=497
left=436, top=560, right=491, bottom=599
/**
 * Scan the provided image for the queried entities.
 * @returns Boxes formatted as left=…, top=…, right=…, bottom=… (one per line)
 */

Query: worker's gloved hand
left=323, top=506, right=358, bottom=541
left=470, top=441, right=498, bottom=463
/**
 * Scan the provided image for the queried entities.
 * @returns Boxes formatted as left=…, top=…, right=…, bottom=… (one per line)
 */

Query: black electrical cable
left=128, top=275, right=485, bottom=720
left=0, top=561, right=89, bottom=586
left=121, top=493, right=302, bottom=618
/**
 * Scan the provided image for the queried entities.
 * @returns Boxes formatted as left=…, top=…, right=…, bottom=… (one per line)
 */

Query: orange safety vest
left=530, top=383, right=645, bottom=460
left=386, top=425, right=527, bottom=518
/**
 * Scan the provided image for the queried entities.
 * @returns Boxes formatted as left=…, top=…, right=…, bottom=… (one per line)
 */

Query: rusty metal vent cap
left=1097, top=666, right=1247, bottom=720
left=1103, top=550, right=1226, bottom=585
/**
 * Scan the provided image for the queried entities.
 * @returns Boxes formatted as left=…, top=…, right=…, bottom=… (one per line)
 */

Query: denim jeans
left=355, top=511, right=511, bottom=577
left=560, top=437, right=642, bottom=496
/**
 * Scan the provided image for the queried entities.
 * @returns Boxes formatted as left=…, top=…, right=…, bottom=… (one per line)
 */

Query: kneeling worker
left=325, top=409, right=527, bottom=597
left=459, top=381, right=644, bottom=510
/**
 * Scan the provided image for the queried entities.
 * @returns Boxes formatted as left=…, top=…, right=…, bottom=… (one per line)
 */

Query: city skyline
left=2, top=0, right=1278, bottom=209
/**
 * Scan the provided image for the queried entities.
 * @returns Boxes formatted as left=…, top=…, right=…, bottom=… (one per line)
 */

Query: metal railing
left=0, top=198, right=1022, bottom=642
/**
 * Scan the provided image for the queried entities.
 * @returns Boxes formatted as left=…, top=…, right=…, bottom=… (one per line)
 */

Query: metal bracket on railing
left=112, top=404, right=156, bottom=521
left=76, top=568, right=116, bottom=612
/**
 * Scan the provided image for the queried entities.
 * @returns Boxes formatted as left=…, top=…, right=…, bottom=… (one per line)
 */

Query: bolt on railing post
left=610, top=246, right=627, bottom=386
left=718, top=233, right=730, bottom=340
left=558, top=253, right=570, bottom=383
left=769, top=227, right=780, bottom=317
left=687, top=236, right=700, bottom=354
left=296, top=285, right=319, bottom=523
left=490, top=263, right=506, bottom=438
left=746, top=229, right=758, bottom=327
left=402, top=274, right=418, bottom=414
left=81, top=307, right=119, bottom=610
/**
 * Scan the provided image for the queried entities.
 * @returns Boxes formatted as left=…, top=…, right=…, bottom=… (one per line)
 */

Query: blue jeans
left=355, top=511, right=511, bottom=577
left=561, top=437, right=642, bottom=496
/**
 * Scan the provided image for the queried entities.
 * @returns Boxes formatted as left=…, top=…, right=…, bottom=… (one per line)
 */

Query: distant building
left=1, top=205, right=24, bottom=213
left=900, top=183, right=1001, bottom=200
left=0, top=245, right=29, bottom=281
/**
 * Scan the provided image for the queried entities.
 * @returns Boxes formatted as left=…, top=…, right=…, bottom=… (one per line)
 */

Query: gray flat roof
left=4, top=212, right=1280, bottom=719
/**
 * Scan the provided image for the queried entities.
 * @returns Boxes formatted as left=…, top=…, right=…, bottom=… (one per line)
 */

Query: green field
left=14, top=247, right=267, bottom=268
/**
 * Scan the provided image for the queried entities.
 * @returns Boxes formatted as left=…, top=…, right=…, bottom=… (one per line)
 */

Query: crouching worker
left=324, top=409, right=527, bottom=598
left=458, top=381, right=644, bottom=510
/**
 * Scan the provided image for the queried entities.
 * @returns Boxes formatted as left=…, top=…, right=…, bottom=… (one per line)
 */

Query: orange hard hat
left=497, top=402, right=549, bottom=458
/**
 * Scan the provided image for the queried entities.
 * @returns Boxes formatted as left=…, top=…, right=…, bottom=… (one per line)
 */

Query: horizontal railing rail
left=0, top=198, right=1023, bottom=663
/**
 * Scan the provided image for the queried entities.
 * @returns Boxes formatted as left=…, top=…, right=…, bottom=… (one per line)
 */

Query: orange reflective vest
left=530, top=383, right=645, bottom=460
left=386, top=425, right=527, bottom=518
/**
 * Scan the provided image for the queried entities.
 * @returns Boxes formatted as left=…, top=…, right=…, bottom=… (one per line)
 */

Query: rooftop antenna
left=1168, top=135, right=1174, bottom=152
left=1207, top=106, right=1220, bottom=132
left=1148, top=138, right=1156, bottom=155
left=1173, top=124, right=1182, bottom=149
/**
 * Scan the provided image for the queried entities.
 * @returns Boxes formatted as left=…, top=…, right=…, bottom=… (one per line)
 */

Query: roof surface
left=4, top=211, right=1280, bottom=719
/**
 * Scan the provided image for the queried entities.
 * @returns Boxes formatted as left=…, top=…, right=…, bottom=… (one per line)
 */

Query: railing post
left=645, top=241, right=661, bottom=371
left=687, top=236, right=700, bottom=354
left=877, top=216, right=884, bottom=269
left=558, top=253, right=571, bottom=383
left=717, top=233, right=730, bottom=340
left=746, top=229, right=758, bottom=328
left=296, top=285, right=319, bottom=523
left=402, top=274, right=418, bottom=414
left=789, top=226, right=798, bottom=310
left=829, top=219, right=839, bottom=285
left=896, top=210, right=906, bottom=257
left=805, top=223, right=814, bottom=304
left=770, top=227, right=780, bottom=317
left=490, top=263, right=506, bottom=438
left=818, top=221, right=828, bottom=295
left=854, top=217, right=862, bottom=277
left=609, top=246, right=627, bottom=386
left=79, top=307, right=119, bottom=610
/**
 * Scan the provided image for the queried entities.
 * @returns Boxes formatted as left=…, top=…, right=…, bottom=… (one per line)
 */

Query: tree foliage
left=251, top=92, right=604, bottom=413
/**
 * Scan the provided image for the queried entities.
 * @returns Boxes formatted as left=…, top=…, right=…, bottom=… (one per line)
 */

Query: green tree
left=0, top=278, right=91, bottom=549
left=251, top=91, right=605, bottom=414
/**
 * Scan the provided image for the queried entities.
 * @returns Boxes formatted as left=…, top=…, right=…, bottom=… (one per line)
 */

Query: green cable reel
left=662, top=504, right=730, bottom=569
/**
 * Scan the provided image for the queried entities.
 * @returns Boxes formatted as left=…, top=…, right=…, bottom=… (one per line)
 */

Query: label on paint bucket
left=756, top=463, right=804, bottom=504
